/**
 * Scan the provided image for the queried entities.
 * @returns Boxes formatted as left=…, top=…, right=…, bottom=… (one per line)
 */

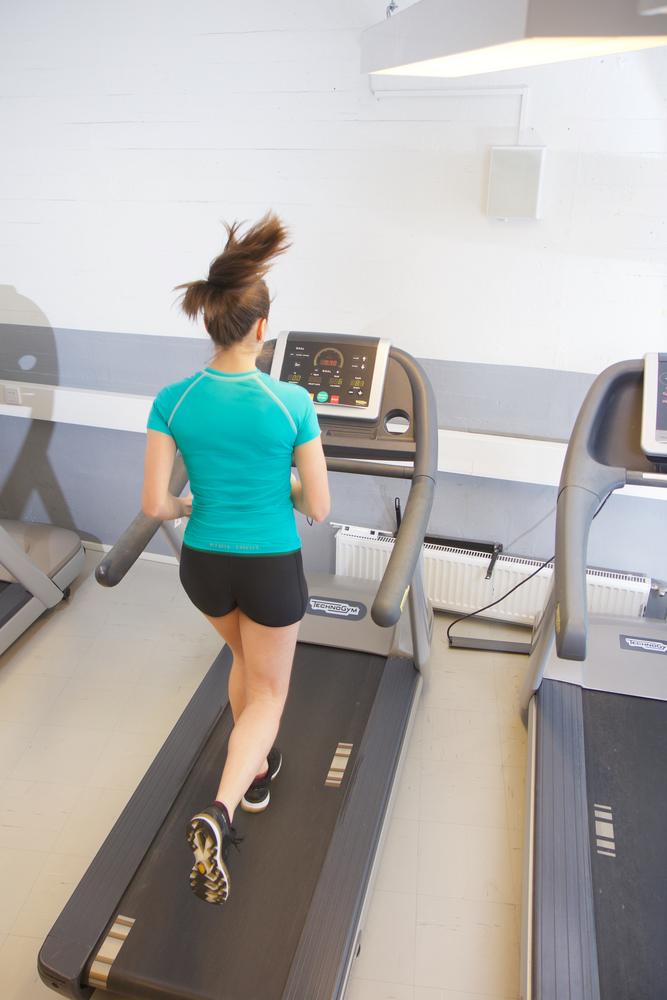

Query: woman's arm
left=292, top=437, right=330, bottom=523
left=141, top=430, right=192, bottom=520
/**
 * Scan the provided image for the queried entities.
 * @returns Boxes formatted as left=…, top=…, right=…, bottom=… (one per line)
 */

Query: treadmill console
left=641, top=353, right=667, bottom=459
left=270, top=332, right=390, bottom=421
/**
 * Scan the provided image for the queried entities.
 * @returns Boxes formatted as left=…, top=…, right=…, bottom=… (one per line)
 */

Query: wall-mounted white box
left=486, top=145, right=546, bottom=220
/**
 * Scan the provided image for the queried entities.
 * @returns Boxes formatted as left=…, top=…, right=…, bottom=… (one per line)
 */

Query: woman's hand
left=179, top=493, right=193, bottom=518
left=143, top=492, right=192, bottom=522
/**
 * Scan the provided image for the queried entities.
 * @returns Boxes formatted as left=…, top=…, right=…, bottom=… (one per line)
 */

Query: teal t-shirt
left=146, top=366, right=321, bottom=555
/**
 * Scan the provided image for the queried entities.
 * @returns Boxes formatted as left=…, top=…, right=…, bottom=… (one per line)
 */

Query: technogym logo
left=307, top=597, right=367, bottom=620
left=620, top=634, right=667, bottom=656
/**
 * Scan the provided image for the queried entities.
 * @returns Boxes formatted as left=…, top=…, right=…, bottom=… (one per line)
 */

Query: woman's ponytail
left=176, top=212, right=291, bottom=349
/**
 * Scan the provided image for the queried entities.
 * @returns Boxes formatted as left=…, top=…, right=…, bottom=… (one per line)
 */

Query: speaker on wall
left=486, top=146, right=546, bottom=220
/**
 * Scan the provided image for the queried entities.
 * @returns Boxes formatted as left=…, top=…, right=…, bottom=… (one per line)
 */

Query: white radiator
left=334, top=526, right=650, bottom=625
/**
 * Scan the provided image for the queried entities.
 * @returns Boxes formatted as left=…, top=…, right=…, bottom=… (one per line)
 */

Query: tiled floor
left=0, top=547, right=529, bottom=1000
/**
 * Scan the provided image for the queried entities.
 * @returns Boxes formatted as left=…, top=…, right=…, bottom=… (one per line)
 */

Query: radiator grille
left=335, top=526, right=649, bottom=624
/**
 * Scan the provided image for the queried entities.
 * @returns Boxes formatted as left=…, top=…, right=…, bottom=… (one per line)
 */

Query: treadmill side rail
left=532, top=680, right=600, bottom=1000
left=37, top=648, right=232, bottom=1000
left=282, top=656, right=420, bottom=1000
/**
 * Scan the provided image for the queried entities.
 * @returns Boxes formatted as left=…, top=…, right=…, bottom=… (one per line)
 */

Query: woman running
left=141, top=213, right=330, bottom=904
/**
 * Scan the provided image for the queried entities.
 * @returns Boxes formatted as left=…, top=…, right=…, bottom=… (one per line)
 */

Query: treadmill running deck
left=90, top=644, right=399, bottom=1000
left=583, top=688, right=667, bottom=1000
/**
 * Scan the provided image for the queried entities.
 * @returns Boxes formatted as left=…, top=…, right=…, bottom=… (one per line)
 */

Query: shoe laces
left=225, top=824, right=244, bottom=853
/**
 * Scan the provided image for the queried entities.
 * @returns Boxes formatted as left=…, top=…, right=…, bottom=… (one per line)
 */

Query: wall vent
left=334, top=526, right=649, bottom=624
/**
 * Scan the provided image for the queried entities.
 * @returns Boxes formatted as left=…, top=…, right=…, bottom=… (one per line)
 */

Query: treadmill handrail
left=95, top=455, right=189, bottom=587
left=554, top=360, right=639, bottom=660
left=371, top=348, right=437, bottom=628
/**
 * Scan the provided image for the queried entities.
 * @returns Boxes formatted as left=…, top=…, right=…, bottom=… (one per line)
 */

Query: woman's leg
left=214, top=610, right=299, bottom=820
left=204, top=608, right=246, bottom=722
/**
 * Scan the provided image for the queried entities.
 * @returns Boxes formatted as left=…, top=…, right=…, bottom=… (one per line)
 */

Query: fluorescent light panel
left=362, top=0, right=667, bottom=79
left=377, top=35, right=667, bottom=78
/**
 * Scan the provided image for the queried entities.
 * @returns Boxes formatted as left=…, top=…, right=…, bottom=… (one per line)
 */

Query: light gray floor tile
left=375, top=817, right=419, bottom=895
left=413, top=989, right=444, bottom=1000
left=0, top=933, right=55, bottom=1000
left=0, top=779, right=82, bottom=852
left=11, top=852, right=91, bottom=939
left=84, top=729, right=166, bottom=791
left=414, top=989, right=517, bottom=1000
left=0, top=673, right=70, bottom=727
left=0, top=848, right=49, bottom=935
left=424, top=658, right=499, bottom=711
left=419, top=761, right=507, bottom=828
left=417, top=822, right=515, bottom=904
left=415, top=895, right=519, bottom=997
left=392, top=755, right=420, bottom=820
left=347, top=978, right=414, bottom=1000
left=2, top=632, right=95, bottom=676
left=503, top=766, right=527, bottom=850
left=418, top=707, right=502, bottom=767
left=50, top=786, right=132, bottom=859
left=10, top=725, right=113, bottom=785
left=352, top=890, right=417, bottom=986
left=0, top=722, right=38, bottom=779
left=499, top=721, right=528, bottom=770
left=47, top=677, right=136, bottom=732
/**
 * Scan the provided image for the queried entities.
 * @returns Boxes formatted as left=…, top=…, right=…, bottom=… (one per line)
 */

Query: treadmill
left=0, top=518, right=85, bottom=656
left=38, top=331, right=437, bottom=1000
left=519, top=355, right=667, bottom=1000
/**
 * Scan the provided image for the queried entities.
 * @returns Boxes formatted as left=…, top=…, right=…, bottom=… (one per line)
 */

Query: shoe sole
left=240, top=755, right=282, bottom=813
left=186, top=814, right=230, bottom=904
left=240, top=788, right=270, bottom=813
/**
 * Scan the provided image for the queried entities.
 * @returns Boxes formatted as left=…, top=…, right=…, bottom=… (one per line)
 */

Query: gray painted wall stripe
left=0, top=323, right=596, bottom=441
left=4, top=323, right=663, bottom=584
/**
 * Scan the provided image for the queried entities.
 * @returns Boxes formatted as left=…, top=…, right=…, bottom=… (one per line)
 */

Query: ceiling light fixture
left=362, top=0, right=667, bottom=79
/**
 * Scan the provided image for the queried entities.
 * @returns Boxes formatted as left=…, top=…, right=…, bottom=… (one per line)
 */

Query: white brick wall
left=1, top=1, right=666, bottom=372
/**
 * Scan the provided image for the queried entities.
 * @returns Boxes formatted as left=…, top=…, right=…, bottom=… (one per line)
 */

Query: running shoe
left=240, top=746, right=283, bottom=813
left=186, top=804, right=243, bottom=904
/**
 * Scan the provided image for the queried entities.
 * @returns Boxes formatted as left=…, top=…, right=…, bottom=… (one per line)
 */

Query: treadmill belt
left=96, top=644, right=386, bottom=1000
left=0, top=580, right=32, bottom=628
left=583, top=689, right=667, bottom=1000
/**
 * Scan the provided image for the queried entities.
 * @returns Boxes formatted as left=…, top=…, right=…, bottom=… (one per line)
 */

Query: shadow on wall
left=0, top=285, right=79, bottom=532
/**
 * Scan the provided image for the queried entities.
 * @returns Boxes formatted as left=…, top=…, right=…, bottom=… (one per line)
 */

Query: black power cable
left=446, top=489, right=614, bottom=648
left=446, top=554, right=555, bottom=646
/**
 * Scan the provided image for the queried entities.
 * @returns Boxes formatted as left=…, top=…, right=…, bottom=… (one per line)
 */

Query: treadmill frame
left=38, top=340, right=438, bottom=1000
left=519, top=359, right=667, bottom=1000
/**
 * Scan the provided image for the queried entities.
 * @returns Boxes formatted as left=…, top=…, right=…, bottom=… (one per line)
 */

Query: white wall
left=1, top=0, right=666, bottom=373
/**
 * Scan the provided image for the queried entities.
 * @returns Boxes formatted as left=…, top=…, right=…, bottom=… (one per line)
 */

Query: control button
left=330, top=395, right=340, bottom=404
left=317, top=391, right=329, bottom=403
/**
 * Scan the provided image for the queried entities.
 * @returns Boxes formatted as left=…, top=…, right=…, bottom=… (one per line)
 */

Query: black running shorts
left=178, top=544, right=309, bottom=627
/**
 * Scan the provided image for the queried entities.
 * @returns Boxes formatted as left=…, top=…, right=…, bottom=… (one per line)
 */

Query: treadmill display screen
left=279, top=338, right=378, bottom=409
left=658, top=355, right=667, bottom=433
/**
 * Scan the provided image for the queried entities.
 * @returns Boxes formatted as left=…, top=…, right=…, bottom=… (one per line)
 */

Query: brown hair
left=176, top=212, right=290, bottom=350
